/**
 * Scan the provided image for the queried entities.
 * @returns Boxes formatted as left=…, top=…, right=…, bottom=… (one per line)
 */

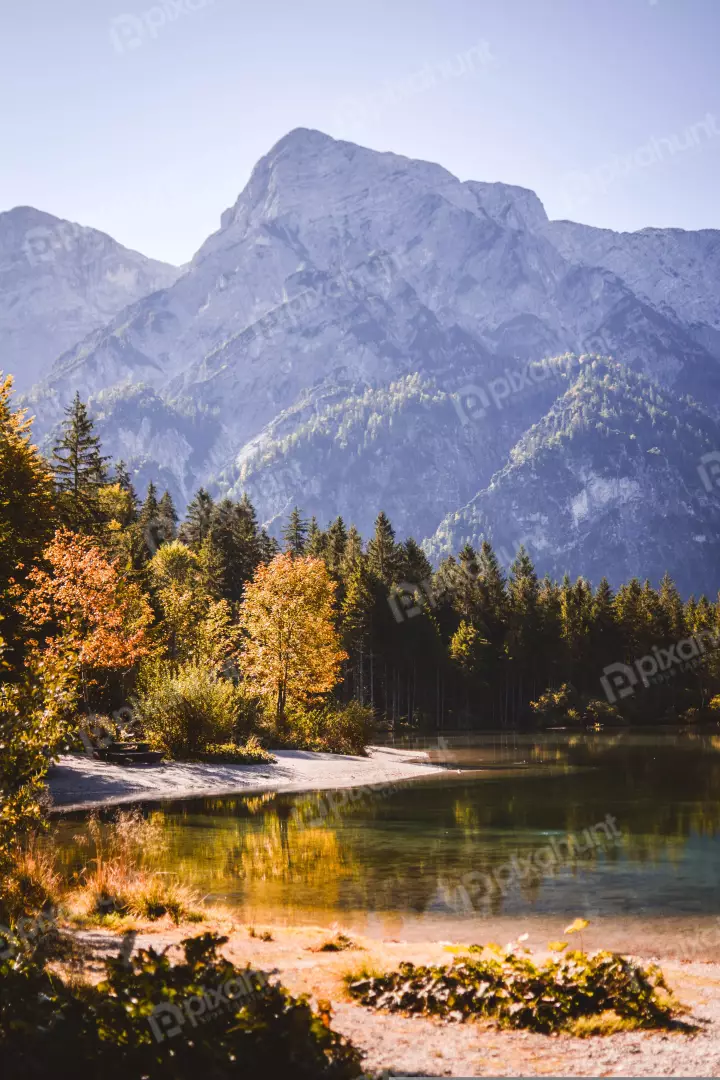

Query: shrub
left=347, top=942, right=679, bottom=1034
left=195, top=736, right=275, bottom=764
left=133, top=660, right=244, bottom=757
left=531, top=684, right=622, bottom=728
left=284, top=701, right=373, bottom=755
left=0, top=933, right=363, bottom=1079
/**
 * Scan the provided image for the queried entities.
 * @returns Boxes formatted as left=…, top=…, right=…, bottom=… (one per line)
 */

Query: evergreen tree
left=366, top=511, right=400, bottom=586
left=326, top=516, right=348, bottom=575
left=206, top=497, right=263, bottom=604
left=258, top=529, right=281, bottom=564
left=341, top=558, right=374, bottom=704
left=181, top=488, right=215, bottom=549
left=283, top=506, right=309, bottom=556
left=341, top=525, right=364, bottom=575
left=138, top=482, right=161, bottom=557
left=476, top=541, right=509, bottom=664
left=306, top=517, right=328, bottom=559
left=658, top=571, right=686, bottom=641
left=52, top=392, right=109, bottom=529
left=399, top=537, right=433, bottom=587
left=156, top=491, right=178, bottom=545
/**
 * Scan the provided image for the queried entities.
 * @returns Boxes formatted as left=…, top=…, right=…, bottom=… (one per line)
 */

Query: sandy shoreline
left=47, top=746, right=448, bottom=812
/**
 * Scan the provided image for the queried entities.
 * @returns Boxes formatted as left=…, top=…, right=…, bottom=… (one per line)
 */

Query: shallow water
left=53, top=731, right=720, bottom=935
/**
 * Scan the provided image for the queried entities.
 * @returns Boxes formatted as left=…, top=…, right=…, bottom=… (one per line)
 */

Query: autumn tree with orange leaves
left=239, top=553, right=346, bottom=729
left=23, top=529, right=153, bottom=709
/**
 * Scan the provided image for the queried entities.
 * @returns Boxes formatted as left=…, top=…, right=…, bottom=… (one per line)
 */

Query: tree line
left=2, top=378, right=720, bottom=737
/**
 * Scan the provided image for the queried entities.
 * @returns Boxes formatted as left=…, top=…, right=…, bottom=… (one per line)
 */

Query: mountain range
left=0, top=207, right=178, bottom=392
left=9, top=128, right=720, bottom=592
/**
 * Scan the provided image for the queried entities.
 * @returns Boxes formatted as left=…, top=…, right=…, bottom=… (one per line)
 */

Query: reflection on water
left=53, top=732, right=720, bottom=929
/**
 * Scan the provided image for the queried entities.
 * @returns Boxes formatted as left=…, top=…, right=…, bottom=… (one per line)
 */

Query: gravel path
left=47, top=746, right=446, bottom=812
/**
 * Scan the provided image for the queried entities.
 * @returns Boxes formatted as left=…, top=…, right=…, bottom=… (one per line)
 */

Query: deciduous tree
left=239, top=553, right=346, bottom=728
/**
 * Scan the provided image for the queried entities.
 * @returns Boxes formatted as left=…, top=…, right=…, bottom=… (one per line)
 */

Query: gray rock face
left=0, top=207, right=178, bottom=391
left=20, top=130, right=720, bottom=589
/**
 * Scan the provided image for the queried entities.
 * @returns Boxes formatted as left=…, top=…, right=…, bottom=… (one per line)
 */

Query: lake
left=53, top=731, right=720, bottom=948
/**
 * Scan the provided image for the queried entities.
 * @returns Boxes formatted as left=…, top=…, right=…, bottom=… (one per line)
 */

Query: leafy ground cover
left=347, top=940, right=682, bottom=1034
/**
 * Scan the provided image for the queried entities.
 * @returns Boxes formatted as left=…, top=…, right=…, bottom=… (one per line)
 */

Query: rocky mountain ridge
left=0, top=207, right=179, bottom=391
left=16, top=129, right=720, bottom=590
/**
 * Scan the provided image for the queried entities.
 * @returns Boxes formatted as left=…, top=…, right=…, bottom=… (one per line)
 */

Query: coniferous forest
left=2, top=373, right=719, bottom=750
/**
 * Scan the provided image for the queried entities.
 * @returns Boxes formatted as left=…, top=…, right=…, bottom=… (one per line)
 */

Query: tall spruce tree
left=283, top=506, right=309, bottom=556
left=138, top=482, right=161, bottom=557
left=206, top=497, right=262, bottom=604
left=181, top=488, right=215, bottom=549
left=52, top=392, right=108, bottom=529
left=326, top=516, right=348, bottom=575
left=366, top=511, right=400, bottom=586
left=306, top=517, right=327, bottom=559
left=156, top=491, right=178, bottom=545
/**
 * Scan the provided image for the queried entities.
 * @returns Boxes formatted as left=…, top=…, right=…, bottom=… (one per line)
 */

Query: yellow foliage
left=239, top=553, right=347, bottom=727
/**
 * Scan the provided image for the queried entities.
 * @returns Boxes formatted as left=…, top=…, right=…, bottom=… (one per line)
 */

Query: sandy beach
left=47, top=746, right=447, bottom=812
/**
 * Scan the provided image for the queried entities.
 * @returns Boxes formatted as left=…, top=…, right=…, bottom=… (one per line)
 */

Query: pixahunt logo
left=601, top=629, right=719, bottom=703
left=148, top=969, right=269, bottom=1042
left=452, top=355, right=570, bottom=426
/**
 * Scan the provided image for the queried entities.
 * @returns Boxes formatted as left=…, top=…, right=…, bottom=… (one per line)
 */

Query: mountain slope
left=427, top=356, right=720, bottom=594
left=0, top=207, right=179, bottom=391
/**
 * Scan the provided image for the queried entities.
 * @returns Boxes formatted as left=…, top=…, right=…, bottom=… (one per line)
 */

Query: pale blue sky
left=3, top=0, right=719, bottom=264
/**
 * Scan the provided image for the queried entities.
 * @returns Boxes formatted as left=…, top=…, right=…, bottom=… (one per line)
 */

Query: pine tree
left=341, top=558, right=374, bottom=704
left=658, top=571, right=686, bottom=640
left=341, top=525, right=364, bottom=575
left=399, top=537, right=433, bottom=586
left=306, top=517, right=328, bottom=559
left=138, top=482, right=161, bottom=557
left=52, top=392, right=109, bottom=529
left=258, top=529, right=281, bottom=564
left=477, top=541, right=508, bottom=640
left=156, top=491, right=178, bottom=545
left=283, top=506, right=309, bottom=556
left=589, top=576, right=619, bottom=673
left=326, top=516, right=348, bottom=575
left=366, top=511, right=400, bottom=586
left=181, top=488, right=214, bottom=549
left=206, top=497, right=263, bottom=604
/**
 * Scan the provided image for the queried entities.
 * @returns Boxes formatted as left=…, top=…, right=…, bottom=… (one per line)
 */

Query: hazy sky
left=3, top=0, right=719, bottom=264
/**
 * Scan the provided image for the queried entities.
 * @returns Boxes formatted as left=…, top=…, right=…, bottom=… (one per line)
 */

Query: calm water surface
left=54, top=732, right=720, bottom=933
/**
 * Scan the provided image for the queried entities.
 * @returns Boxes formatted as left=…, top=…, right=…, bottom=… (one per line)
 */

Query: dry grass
left=67, top=810, right=203, bottom=924
left=1, top=835, right=63, bottom=921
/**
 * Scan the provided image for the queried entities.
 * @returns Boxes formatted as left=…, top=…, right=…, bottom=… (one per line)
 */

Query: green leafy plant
left=0, top=932, right=363, bottom=1079
left=347, top=942, right=681, bottom=1034
left=283, top=700, right=373, bottom=755
left=132, top=660, right=244, bottom=757
left=194, top=735, right=275, bottom=764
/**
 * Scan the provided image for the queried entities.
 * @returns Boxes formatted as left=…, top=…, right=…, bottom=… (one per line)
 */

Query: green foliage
left=194, top=736, right=275, bottom=764
left=0, top=651, right=76, bottom=898
left=284, top=700, right=374, bottom=755
left=0, top=933, right=363, bottom=1079
left=531, top=684, right=622, bottom=728
left=0, top=374, right=55, bottom=669
left=347, top=942, right=678, bottom=1034
left=132, top=661, right=244, bottom=758
left=52, top=391, right=109, bottom=530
